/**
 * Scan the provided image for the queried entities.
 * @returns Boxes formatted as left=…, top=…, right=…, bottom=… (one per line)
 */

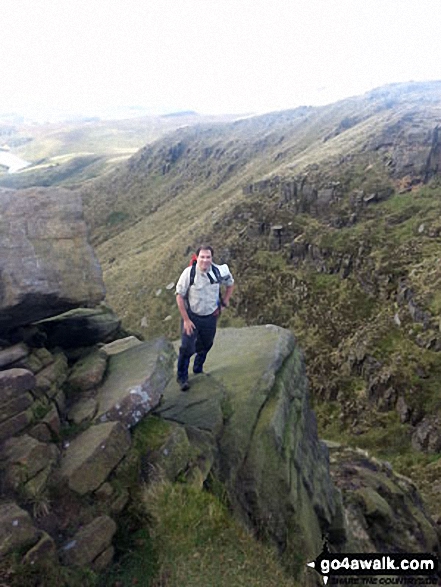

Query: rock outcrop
left=1, top=183, right=439, bottom=582
left=155, top=325, right=344, bottom=565
left=150, top=326, right=440, bottom=576
left=0, top=330, right=175, bottom=576
left=1, top=317, right=439, bottom=582
left=328, top=443, right=440, bottom=556
left=0, top=186, right=105, bottom=333
left=0, top=185, right=176, bottom=579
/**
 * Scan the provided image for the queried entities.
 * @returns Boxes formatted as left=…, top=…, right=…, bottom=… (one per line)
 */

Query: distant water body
left=0, top=151, right=30, bottom=173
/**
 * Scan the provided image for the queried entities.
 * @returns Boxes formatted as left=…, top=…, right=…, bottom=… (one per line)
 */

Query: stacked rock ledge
left=0, top=185, right=177, bottom=576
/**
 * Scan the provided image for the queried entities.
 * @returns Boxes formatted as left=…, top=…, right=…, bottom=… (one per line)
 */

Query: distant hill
left=161, top=110, right=199, bottom=117
left=77, top=81, right=441, bottom=518
left=0, top=112, right=238, bottom=188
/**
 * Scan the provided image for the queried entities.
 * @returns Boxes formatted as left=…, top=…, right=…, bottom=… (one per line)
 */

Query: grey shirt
left=176, top=263, right=234, bottom=316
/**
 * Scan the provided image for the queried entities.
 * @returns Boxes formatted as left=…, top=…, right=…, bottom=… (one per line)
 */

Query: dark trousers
left=177, top=310, right=218, bottom=381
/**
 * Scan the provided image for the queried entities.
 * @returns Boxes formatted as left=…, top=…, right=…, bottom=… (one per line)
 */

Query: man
left=175, top=245, right=235, bottom=391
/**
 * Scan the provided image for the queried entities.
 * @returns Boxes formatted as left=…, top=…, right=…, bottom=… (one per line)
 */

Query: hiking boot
left=193, top=351, right=207, bottom=374
left=177, top=378, right=190, bottom=392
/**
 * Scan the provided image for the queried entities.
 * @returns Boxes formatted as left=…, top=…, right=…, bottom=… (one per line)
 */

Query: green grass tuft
left=143, top=481, right=300, bottom=587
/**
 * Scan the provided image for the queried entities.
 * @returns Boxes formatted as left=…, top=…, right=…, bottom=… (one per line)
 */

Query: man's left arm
left=222, top=284, right=235, bottom=307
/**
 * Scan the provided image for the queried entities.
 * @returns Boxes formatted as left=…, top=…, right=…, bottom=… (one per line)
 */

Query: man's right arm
left=176, top=294, right=196, bottom=335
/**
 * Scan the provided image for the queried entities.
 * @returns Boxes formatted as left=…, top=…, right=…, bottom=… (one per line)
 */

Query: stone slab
left=0, top=368, right=36, bottom=402
left=0, top=501, right=40, bottom=556
left=101, top=336, right=143, bottom=356
left=60, top=515, right=117, bottom=567
left=95, top=338, right=175, bottom=428
left=0, top=343, right=29, bottom=368
left=60, top=421, right=131, bottom=494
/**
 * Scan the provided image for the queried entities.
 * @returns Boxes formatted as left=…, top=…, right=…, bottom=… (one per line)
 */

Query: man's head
left=196, top=244, right=213, bottom=273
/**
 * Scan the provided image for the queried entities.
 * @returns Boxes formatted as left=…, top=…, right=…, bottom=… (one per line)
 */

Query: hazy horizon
left=3, top=0, right=441, bottom=122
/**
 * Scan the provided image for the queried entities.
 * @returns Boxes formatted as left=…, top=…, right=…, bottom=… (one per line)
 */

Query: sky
left=2, top=0, right=441, bottom=120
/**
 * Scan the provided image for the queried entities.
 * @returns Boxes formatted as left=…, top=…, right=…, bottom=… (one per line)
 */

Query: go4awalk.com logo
left=306, top=544, right=439, bottom=585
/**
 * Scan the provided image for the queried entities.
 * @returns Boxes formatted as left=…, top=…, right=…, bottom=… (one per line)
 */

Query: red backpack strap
left=188, top=254, right=198, bottom=287
left=188, top=253, right=198, bottom=266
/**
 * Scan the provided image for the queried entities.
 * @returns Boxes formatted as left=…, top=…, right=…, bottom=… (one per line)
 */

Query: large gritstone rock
left=59, top=421, right=131, bottom=495
left=36, top=306, right=121, bottom=349
left=0, top=501, right=40, bottom=556
left=0, top=186, right=105, bottom=333
left=0, top=368, right=35, bottom=403
left=0, top=434, right=59, bottom=496
left=60, top=515, right=117, bottom=569
left=155, top=325, right=343, bottom=566
left=328, top=443, right=440, bottom=556
left=95, top=338, right=175, bottom=428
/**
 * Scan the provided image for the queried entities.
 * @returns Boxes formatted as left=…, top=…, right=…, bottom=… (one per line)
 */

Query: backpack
left=186, top=255, right=224, bottom=312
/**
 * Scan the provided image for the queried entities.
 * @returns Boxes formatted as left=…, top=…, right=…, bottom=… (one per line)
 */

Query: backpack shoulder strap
left=210, top=264, right=222, bottom=283
left=189, top=260, right=197, bottom=287
left=189, top=262, right=221, bottom=286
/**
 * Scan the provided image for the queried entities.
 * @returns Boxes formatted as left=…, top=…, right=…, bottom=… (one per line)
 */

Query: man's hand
left=177, top=295, right=195, bottom=335
left=222, top=284, right=234, bottom=308
left=183, top=318, right=196, bottom=336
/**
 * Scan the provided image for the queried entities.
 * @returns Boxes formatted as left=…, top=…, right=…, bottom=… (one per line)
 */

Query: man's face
left=197, top=249, right=212, bottom=272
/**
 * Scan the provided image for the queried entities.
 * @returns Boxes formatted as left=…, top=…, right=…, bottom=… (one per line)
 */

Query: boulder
left=67, top=397, right=98, bottom=425
left=66, top=349, right=108, bottom=392
left=0, top=343, right=29, bottom=368
left=327, top=443, right=440, bottom=554
left=0, top=368, right=38, bottom=439
left=32, top=347, right=55, bottom=369
left=60, top=515, right=117, bottom=568
left=143, top=422, right=217, bottom=488
left=59, top=421, right=131, bottom=494
left=155, top=374, right=224, bottom=435
left=41, top=404, right=61, bottom=435
left=0, top=186, right=105, bottom=333
left=1, top=391, right=33, bottom=421
left=0, top=501, right=40, bottom=556
left=91, top=545, right=115, bottom=572
left=146, top=424, right=193, bottom=482
left=101, top=335, right=143, bottom=356
left=29, top=405, right=61, bottom=442
left=34, top=353, right=68, bottom=399
left=28, top=422, right=54, bottom=444
left=36, top=306, right=121, bottom=349
left=23, top=531, right=57, bottom=564
left=0, top=410, right=33, bottom=443
left=0, top=368, right=35, bottom=402
left=95, top=338, right=175, bottom=428
left=155, top=325, right=343, bottom=564
left=53, top=389, right=67, bottom=417
left=411, top=415, right=441, bottom=453
left=1, top=434, right=59, bottom=495
left=15, top=347, right=53, bottom=375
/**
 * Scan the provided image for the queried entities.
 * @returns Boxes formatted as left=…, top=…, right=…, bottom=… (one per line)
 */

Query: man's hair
left=196, top=244, right=214, bottom=257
